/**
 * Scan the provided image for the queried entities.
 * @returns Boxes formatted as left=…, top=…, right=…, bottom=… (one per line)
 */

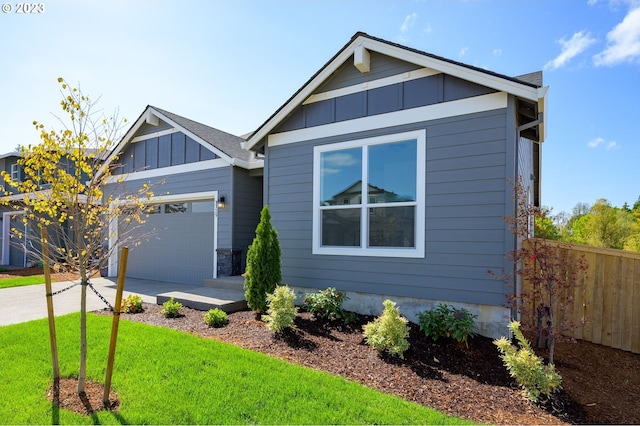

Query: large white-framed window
left=312, top=130, right=425, bottom=258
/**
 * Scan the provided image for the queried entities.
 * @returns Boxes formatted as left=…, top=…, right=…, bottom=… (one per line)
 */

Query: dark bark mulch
left=80, top=303, right=640, bottom=424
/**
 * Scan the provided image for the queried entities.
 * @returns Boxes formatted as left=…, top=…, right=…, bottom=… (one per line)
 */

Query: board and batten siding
left=266, top=108, right=513, bottom=307
left=316, top=51, right=423, bottom=93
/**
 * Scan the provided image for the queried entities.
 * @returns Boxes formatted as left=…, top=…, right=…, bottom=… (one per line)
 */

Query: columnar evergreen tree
left=1, top=78, right=155, bottom=394
left=244, top=205, right=281, bottom=314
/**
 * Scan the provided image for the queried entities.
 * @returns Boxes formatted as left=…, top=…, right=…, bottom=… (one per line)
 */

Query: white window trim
left=312, top=130, right=425, bottom=258
left=10, top=164, right=20, bottom=181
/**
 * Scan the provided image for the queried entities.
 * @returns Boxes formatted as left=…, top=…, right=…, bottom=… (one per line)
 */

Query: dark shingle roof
left=150, top=106, right=252, bottom=162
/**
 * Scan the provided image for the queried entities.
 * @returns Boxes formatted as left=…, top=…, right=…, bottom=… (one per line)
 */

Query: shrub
left=303, top=287, right=357, bottom=324
left=494, top=321, right=562, bottom=402
left=418, top=303, right=477, bottom=347
left=203, top=308, right=228, bottom=327
left=363, top=300, right=410, bottom=359
left=121, top=294, right=144, bottom=314
left=161, top=297, right=183, bottom=318
left=244, top=205, right=282, bottom=314
left=263, top=285, right=298, bottom=333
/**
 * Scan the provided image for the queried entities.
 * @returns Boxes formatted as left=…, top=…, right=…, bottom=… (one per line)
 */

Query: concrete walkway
left=0, top=277, right=202, bottom=327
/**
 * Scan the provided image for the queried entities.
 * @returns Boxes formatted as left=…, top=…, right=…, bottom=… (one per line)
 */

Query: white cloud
left=323, top=152, right=359, bottom=168
left=400, top=13, right=418, bottom=33
left=459, top=47, right=469, bottom=58
left=593, top=6, right=640, bottom=66
left=588, top=137, right=605, bottom=147
left=606, top=141, right=620, bottom=150
left=545, top=31, right=597, bottom=70
left=493, top=48, right=502, bottom=57
left=587, top=137, right=619, bottom=150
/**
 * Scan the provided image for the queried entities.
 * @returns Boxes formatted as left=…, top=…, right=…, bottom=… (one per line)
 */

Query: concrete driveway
left=0, top=277, right=196, bottom=327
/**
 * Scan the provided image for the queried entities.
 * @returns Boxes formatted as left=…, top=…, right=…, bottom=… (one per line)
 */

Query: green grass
left=0, top=275, right=50, bottom=289
left=0, top=313, right=473, bottom=425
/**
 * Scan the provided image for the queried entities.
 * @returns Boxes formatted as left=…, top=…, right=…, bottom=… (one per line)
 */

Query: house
left=245, top=32, right=547, bottom=338
left=0, top=151, right=31, bottom=267
left=102, top=106, right=263, bottom=285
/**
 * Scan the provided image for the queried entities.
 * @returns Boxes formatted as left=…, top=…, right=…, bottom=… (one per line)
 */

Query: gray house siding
left=148, top=166, right=232, bottom=249
left=316, top=51, right=422, bottom=93
left=230, top=167, right=263, bottom=270
left=266, top=108, right=512, bottom=307
left=275, top=74, right=497, bottom=134
left=117, top=131, right=218, bottom=174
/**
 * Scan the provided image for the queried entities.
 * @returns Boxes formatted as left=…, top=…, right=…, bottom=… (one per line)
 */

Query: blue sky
left=1, top=0, right=638, bottom=215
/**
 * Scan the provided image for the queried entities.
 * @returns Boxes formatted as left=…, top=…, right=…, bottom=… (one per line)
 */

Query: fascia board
left=96, top=108, right=153, bottom=180
left=537, top=86, right=549, bottom=142
left=245, top=37, right=362, bottom=150
left=230, top=158, right=264, bottom=170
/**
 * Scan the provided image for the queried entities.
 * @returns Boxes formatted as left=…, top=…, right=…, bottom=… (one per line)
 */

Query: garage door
left=122, top=200, right=215, bottom=285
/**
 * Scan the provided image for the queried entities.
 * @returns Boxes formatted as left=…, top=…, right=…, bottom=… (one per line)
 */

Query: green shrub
left=203, top=308, right=228, bottom=327
left=494, top=321, right=562, bottom=402
left=303, top=287, right=357, bottom=324
left=161, top=297, right=183, bottom=318
left=244, top=205, right=282, bottom=314
left=263, top=285, right=298, bottom=333
left=121, top=294, right=144, bottom=314
left=418, top=303, right=477, bottom=347
left=363, top=300, right=410, bottom=359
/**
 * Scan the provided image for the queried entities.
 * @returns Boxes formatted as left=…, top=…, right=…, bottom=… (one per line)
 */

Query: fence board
left=581, top=250, right=596, bottom=342
left=523, top=240, right=640, bottom=354
left=592, top=254, right=605, bottom=345
left=622, top=258, right=635, bottom=352
left=633, top=260, right=640, bottom=354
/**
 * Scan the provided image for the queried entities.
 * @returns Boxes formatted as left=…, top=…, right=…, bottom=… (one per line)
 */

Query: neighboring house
left=245, top=32, right=548, bottom=338
left=0, top=150, right=97, bottom=267
left=0, top=151, right=30, bottom=267
left=102, top=106, right=263, bottom=285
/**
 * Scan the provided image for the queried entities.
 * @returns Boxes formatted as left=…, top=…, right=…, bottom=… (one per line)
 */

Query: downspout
left=512, top=113, right=544, bottom=321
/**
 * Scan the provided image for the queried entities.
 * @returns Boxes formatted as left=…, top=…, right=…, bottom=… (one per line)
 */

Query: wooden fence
left=521, top=239, right=640, bottom=354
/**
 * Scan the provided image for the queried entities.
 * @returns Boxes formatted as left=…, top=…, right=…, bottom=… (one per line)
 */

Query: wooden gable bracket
left=354, top=43, right=370, bottom=73
left=145, top=110, right=160, bottom=126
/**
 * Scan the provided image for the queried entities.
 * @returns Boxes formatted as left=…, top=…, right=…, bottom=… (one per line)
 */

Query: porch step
left=203, top=275, right=244, bottom=291
left=157, top=286, right=247, bottom=313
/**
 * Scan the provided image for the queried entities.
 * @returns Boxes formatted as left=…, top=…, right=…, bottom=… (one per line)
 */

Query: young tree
left=244, top=205, right=281, bottom=315
left=499, top=178, right=588, bottom=365
left=1, top=78, right=155, bottom=394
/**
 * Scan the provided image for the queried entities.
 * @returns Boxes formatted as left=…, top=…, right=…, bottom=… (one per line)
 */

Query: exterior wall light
left=217, top=196, right=226, bottom=209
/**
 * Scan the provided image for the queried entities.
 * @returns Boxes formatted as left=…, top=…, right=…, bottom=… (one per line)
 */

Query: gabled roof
left=246, top=31, right=548, bottom=151
left=150, top=106, right=253, bottom=162
left=100, top=105, right=260, bottom=177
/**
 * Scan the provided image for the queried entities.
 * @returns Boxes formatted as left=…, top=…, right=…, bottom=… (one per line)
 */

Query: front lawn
left=0, top=313, right=471, bottom=425
left=0, top=275, right=50, bottom=289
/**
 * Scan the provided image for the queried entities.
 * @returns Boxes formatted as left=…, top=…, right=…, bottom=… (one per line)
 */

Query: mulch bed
left=85, top=303, right=640, bottom=424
